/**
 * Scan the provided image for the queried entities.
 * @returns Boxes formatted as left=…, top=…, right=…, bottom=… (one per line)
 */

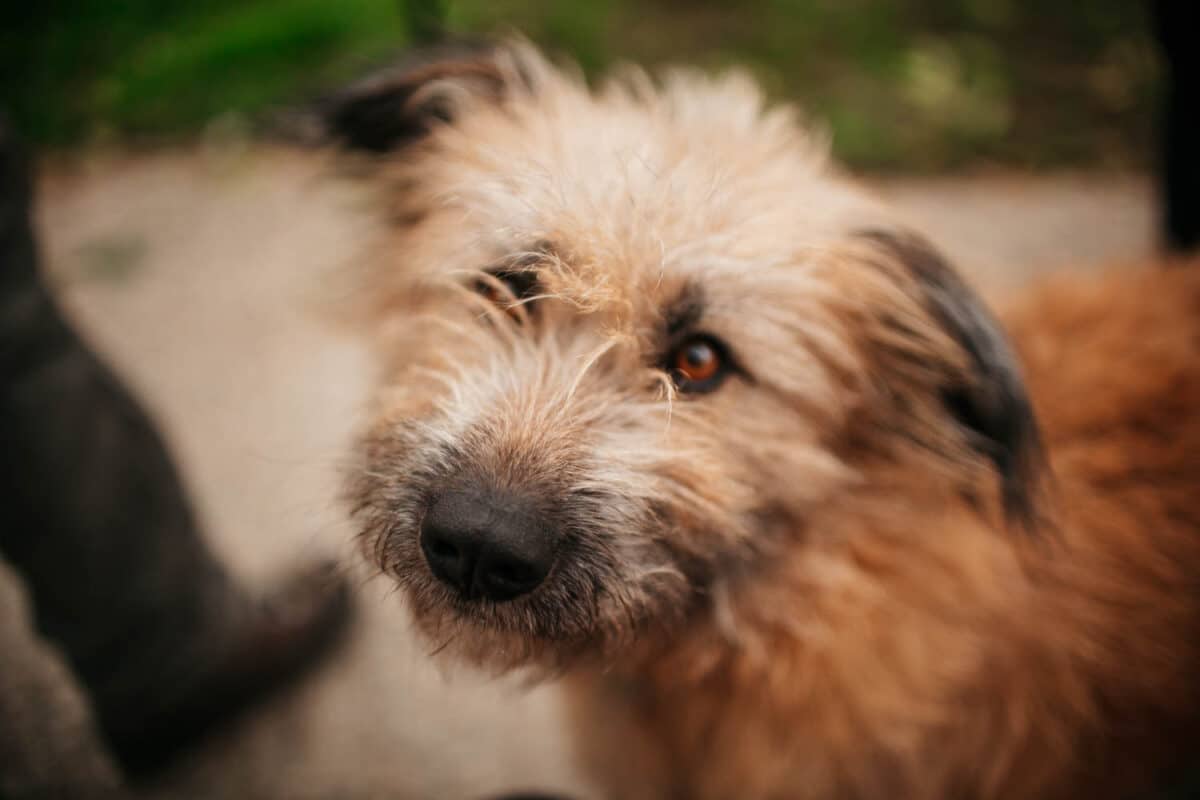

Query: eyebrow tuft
left=664, top=283, right=706, bottom=338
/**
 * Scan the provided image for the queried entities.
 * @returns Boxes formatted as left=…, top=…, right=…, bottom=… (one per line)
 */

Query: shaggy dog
left=321, top=42, right=1200, bottom=799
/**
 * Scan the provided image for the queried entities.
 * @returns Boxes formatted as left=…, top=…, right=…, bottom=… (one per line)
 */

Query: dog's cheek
left=546, top=454, right=697, bottom=641
left=706, top=389, right=853, bottom=536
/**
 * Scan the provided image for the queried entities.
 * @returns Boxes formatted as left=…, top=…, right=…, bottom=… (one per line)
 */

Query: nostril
left=474, top=551, right=551, bottom=602
left=419, top=521, right=477, bottom=597
left=486, top=556, right=541, bottom=589
left=428, top=537, right=459, bottom=561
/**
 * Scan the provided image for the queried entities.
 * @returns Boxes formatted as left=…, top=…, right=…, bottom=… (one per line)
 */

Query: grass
left=1, top=0, right=1160, bottom=170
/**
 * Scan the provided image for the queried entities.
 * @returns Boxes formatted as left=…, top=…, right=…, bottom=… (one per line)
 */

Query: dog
left=319, top=41, right=1200, bottom=799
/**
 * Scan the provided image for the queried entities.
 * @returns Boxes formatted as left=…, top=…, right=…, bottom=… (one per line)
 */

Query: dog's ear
left=851, top=229, right=1045, bottom=528
left=311, top=40, right=522, bottom=154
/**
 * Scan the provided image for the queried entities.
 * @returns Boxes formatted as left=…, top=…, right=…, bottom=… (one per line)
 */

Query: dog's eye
left=474, top=278, right=510, bottom=306
left=668, top=334, right=730, bottom=393
left=473, top=269, right=538, bottom=322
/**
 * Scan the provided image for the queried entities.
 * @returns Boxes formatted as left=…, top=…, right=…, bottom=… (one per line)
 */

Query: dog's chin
left=398, top=571, right=615, bottom=676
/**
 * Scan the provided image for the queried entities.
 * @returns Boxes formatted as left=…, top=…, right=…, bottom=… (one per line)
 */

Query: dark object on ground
left=1155, top=0, right=1200, bottom=253
left=0, top=112, right=352, bottom=782
left=102, top=561, right=352, bottom=776
left=0, top=557, right=125, bottom=799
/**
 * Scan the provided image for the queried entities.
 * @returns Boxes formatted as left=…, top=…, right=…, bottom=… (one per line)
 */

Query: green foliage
left=404, top=0, right=450, bottom=43
left=1, top=0, right=409, bottom=144
left=0, top=0, right=1158, bottom=169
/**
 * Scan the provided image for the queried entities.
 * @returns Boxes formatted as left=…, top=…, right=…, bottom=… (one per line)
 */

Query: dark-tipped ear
left=309, top=39, right=519, bottom=153
left=853, top=229, right=1045, bottom=528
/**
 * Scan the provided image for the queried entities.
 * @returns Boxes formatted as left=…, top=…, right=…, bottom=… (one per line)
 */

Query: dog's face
left=329, top=43, right=1042, bottom=672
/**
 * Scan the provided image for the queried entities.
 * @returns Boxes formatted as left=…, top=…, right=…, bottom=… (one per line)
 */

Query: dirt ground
left=31, top=146, right=1155, bottom=799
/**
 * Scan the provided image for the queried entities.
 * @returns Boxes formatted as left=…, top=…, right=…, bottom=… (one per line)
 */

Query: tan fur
left=340, top=43, right=1200, bottom=799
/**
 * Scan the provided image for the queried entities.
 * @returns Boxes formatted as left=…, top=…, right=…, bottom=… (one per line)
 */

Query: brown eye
left=473, top=268, right=539, bottom=323
left=474, top=279, right=509, bottom=307
left=668, top=334, right=730, bottom=393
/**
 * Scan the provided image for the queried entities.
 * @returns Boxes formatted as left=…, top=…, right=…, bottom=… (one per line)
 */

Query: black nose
left=419, top=487, right=558, bottom=602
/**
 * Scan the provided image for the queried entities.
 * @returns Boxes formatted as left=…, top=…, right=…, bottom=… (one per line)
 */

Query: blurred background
left=2, top=0, right=1157, bottom=171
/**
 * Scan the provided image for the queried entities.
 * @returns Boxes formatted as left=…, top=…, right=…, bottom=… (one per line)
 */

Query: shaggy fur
left=328, top=42, right=1200, bottom=799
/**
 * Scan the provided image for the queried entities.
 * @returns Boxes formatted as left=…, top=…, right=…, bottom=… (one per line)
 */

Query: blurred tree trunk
left=1154, top=0, right=1200, bottom=253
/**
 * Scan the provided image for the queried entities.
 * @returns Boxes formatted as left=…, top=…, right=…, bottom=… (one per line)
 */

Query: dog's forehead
left=409, top=65, right=889, bottom=310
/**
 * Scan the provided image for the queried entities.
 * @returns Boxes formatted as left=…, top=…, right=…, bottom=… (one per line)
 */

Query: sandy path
left=32, top=146, right=1155, bottom=799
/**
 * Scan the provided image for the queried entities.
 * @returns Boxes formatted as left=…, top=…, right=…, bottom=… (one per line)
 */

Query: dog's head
left=329, top=42, right=1043, bottom=672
